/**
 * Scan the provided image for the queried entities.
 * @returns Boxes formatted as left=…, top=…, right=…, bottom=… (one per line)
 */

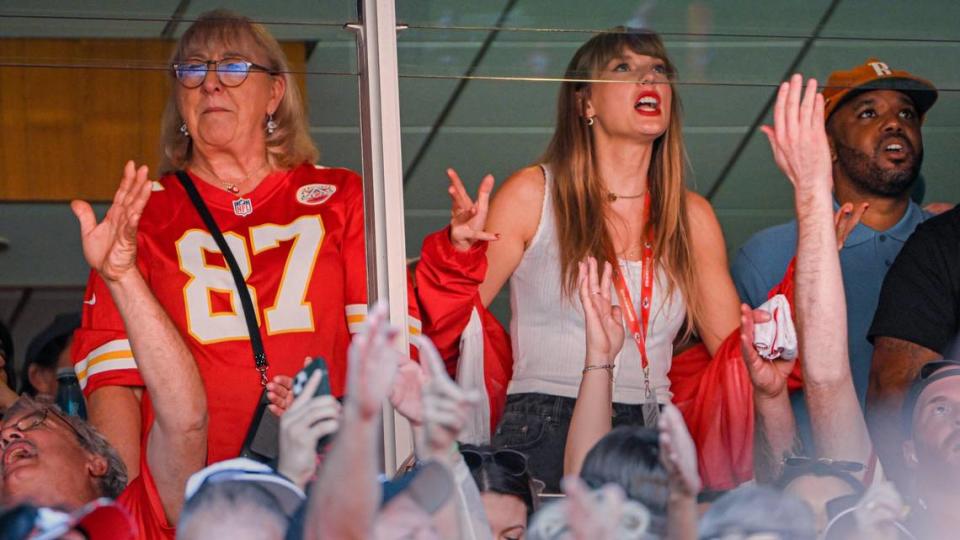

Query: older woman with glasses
left=70, top=10, right=392, bottom=478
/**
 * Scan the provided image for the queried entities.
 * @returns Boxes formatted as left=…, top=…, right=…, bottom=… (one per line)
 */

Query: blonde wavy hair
left=158, top=10, right=318, bottom=174
left=541, top=27, right=701, bottom=335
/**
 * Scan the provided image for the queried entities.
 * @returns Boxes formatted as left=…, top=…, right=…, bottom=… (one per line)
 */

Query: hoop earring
left=179, top=123, right=190, bottom=137
left=266, top=113, right=278, bottom=135
left=586, top=116, right=595, bottom=127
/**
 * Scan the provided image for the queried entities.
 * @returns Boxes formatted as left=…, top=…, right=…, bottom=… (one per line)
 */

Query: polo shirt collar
left=887, top=200, right=927, bottom=241
left=835, top=199, right=926, bottom=247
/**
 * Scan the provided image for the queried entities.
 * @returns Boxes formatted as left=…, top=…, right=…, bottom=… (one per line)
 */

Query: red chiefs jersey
left=72, top=163, right=421, bottom=463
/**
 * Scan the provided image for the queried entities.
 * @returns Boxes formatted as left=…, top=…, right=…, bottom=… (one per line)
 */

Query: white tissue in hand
left=752, top=294, right=798, bottom=361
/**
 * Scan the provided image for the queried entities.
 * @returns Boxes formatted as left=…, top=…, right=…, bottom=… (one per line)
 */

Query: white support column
left=349, top=0, right=411, bottom=475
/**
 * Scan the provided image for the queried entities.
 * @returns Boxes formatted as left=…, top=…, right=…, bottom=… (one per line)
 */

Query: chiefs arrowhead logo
left=296, top=184, right=336, bottom=206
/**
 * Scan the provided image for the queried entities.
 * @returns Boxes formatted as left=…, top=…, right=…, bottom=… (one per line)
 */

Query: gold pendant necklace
left=607, top=191, right=647, bottom=203
left=207, top=162, right=270, bottom=195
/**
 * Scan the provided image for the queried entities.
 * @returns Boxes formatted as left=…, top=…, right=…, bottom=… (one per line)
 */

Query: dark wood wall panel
left=0, top=39, right=306, bottom=201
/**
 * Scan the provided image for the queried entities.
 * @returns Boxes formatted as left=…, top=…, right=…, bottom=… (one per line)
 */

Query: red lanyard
left=609, top=195, right=654, bottom=371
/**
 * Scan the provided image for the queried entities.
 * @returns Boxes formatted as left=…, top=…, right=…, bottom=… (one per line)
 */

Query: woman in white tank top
left=432, top=28, right=742, bottom=492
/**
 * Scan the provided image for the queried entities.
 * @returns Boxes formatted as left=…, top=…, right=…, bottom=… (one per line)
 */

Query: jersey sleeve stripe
left=345, top=306, right=421, bottom=338
left=345, top=304, right=368, bottom=316
left=346, top=304, right=368, bottom=334
left=78, top=358, right=140, bottom=390
left=408, top=315, right=422, bottom=336
left=75, top=339, right=135, bottom=388
left=347, top=318, right=366, bottom=334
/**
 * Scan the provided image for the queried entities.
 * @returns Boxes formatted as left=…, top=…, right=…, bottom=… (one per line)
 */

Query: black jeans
left=491, top=392, right=652, bottom=493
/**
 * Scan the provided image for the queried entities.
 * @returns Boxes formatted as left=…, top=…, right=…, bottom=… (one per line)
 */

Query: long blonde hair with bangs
left=158, top=10, right=318, bottom=174
left=541, top=28, right=701, bottom=336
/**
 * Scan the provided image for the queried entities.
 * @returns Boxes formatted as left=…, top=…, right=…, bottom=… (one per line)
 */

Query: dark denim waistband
left=504, top=392, right=578, bottom=418
left=504, top=392, right=654, bottom=423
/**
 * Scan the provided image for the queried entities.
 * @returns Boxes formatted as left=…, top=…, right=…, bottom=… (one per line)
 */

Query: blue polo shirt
left=731, top=201, right=929, bottom=449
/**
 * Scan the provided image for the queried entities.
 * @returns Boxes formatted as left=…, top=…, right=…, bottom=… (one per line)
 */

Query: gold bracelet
left=582, top=364, right=615, bottom=374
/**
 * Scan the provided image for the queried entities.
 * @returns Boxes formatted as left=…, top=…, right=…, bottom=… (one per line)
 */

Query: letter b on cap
left=869, top=61, right=892, bottom=77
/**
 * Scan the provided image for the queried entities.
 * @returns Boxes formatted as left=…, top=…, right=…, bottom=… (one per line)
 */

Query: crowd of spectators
left=1, top=10, right=957, bottom=540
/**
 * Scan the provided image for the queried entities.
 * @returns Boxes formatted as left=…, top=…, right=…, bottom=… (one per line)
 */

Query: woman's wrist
left=448, top=230, right=477, bottom=252
left=582, top=364, right=615, bottom=374
left=584, top=351, right=614, bottom=367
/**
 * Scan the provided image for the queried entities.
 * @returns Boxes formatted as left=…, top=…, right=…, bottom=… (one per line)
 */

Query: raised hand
left=658, top=403, right=702, bottom=498
left=412, top=334, right=480, bottom=459
left=835, top=202, right=869, bottom=250
left=578, top=257, right=625, bottom=367
left=740, top=303, right=796, bottom=400
left=760, top=75, right=832, bottom=193
left=277, top=369, right=342, bottom=489
left=345, top=302, right=401, bottom=421
left=389, top=353, right=429, bottom=425
left=71, top=160, right=152, bottom=282
left=446, top=168, right=497, bottom=251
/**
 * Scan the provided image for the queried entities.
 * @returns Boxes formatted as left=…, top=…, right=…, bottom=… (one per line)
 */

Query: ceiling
left=1, top=0, right=958, bottom=361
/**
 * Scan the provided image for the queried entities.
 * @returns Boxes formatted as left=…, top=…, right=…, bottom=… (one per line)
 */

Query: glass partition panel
left=397, top=2, right=960, bottom=323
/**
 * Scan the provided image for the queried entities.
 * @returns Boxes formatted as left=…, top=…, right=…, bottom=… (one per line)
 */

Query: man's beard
left=835, top=140, right=922, bottom=197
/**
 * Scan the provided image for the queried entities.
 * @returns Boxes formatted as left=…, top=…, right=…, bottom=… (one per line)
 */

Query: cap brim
left=185, top=458, right=306, bottom=517
left=838, top=77, right=938, bottom=116
left=902, top=360, right=960, bottom=436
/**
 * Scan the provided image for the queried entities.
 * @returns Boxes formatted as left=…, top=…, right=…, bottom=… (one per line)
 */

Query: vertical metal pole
left=349, top=0, right=409, bottom=475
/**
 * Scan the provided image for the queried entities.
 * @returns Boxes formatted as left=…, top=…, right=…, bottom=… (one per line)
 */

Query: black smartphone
left=292, top=356, right=332, bottom=399
left=292, top=356, right=336, bottom=451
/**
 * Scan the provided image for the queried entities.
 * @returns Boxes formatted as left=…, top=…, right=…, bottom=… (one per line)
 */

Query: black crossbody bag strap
left=175, top=170, right=269, bottom=385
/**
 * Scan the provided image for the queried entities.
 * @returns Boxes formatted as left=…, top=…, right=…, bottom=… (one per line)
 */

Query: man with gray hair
left=177, top=458, right=305, bottom=540
left=1, top=166, right=207, bottom=538
left=178, top=482, right=289, bottom=540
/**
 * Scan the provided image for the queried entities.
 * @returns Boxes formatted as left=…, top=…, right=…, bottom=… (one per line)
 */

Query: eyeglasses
left=0, top=407, right=83, bottom=451
left=172, top=58, right=275, bottom=89
left=461, top=447, right=529, bottom=476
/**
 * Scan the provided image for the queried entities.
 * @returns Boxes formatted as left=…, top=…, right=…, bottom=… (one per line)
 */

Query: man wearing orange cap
left=732, top=58, right=938, bottom=452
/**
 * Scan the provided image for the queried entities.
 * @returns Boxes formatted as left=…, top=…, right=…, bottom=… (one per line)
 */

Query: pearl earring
left=179, top=123, right=190, bottom=137
left=586, top=116, right=595, bottom=127
left=266, top=113, right=278, bottom=135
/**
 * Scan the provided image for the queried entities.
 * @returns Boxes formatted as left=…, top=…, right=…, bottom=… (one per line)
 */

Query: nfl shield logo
left=232, top=198, right=253, bottom=217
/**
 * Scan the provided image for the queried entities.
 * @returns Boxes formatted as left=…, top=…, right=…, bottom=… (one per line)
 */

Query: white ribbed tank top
left=506, top=165, right=686, bottom=404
